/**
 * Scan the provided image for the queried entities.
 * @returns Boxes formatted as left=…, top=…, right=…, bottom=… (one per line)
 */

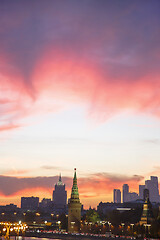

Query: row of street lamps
left=81, top=221, right=151, bottom=237
left=0, top=221, right=28, bottom=239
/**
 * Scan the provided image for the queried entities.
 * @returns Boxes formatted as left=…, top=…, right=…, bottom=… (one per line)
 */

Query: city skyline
left=0, top=173, right=160, bottom=209
left=0, top=0, right=160, bottom=208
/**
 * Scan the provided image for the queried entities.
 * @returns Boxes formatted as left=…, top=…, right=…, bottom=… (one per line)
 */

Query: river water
left=1, top=236, right=98, bottom=240
left=1, top=237, right=61, bottom=240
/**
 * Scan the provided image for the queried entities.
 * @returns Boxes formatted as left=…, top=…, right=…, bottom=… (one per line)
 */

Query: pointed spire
left=71, top=168, right=79, bottom=200
left=57, top=173, right=63, bottom=185
left=74, top=168, right=77, bottom=180
left=59, top=173, right=62, bottom=182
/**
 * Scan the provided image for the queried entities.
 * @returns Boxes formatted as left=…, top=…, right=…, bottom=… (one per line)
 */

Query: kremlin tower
left=68, top=168, right=81, bottom=233
left=140, top=193, right=153, bottom=225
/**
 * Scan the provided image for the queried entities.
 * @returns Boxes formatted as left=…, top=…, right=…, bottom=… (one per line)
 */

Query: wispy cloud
left=143, top=139, right=160, bottom=144
left=78, top=172, right=144, bottom=195
left=0, top=172, right=143, bottom=197
left=3, top=169, right=30, bottom=176
left=40, top=165, right=70, bottom=172
left=0, top=175, right=71, bottom=196
left=148, top=166, right=160, bottom=176
left=0, top=124, right=20, bottom=132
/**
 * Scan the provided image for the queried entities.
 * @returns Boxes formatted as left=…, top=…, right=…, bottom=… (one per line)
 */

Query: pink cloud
left=0, top=1, right=160, bottom=130
left=0, top=124, right=20, bottom=132
left=32, top=49, right=160, bottom=122
left=78, top=173, right=143, bottom=196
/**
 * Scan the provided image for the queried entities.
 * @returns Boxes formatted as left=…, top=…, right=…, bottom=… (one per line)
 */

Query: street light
left=108, top=222, right=111, bottom=232
left=144, top=224, right=151, bottom=237
left=121, top=223, right=125, bottom=234
left=0, top=221, right=28, bottom=239
left=57, top=221, right=61, bottom=231
left=89, top=222, right=92, bottom=232
left=130, top=223, right=134, bottom=235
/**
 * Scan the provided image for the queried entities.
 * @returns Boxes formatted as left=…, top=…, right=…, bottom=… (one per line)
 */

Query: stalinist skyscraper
left=53, top=174, right=67, bottom=214
left=68, top=168, right=81, bottom=233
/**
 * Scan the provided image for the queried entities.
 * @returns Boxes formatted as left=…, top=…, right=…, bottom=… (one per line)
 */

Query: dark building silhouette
left=68, top=168, right=81, bottom=233
left=122, top=183, right=138, bottom=202
left=53, top=174, right=67, bottom=214
left=97, top=202, right=120, bottom=215
left=39, top=198, right=52, bottom=213
left=145, top=176, right=159, bottom=203
left=0, top=204, right=19, bottom=213
left=21, top=197, right=39, bottom=211
left=113, top=189, right=121, bottom=203
left=123, top=184, right=129, bottom=203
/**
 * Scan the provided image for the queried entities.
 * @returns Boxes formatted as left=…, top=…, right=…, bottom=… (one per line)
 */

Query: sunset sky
left=0, top=0, right=160, bottom=208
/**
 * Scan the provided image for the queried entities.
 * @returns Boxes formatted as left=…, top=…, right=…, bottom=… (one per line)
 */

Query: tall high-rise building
left=68, top=168, right=81, bottom=233
left=145, top=176, right=159, bottom=203
left=139, top=185, right=145, bottom=199
left=53, top=174, right=67, bottom=211
left=113, top=189, right=121, bottom=203
left=123, top=184, right=129, bottom=203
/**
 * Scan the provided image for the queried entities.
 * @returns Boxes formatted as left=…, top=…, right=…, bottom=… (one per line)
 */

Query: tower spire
left=74, top=168, right=77, bottom=180
left=59, top=173, right=62, bottom=182
left=57, top=173, right=63, bottom=185
left=71, top=168, right=79, bottom=200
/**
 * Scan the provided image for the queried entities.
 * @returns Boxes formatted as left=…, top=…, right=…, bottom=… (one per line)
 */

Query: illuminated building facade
left=140, top=194, right=153, bottom=225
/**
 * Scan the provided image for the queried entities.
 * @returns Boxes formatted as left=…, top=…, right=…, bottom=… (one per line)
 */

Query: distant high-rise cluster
left=113, top=176, right=160, bottom=203
left=122, top=184, right=138, bottom=202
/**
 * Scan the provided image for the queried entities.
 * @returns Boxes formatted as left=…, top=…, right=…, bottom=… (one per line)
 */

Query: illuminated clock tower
left=68, top=168, right=81, bottom=233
